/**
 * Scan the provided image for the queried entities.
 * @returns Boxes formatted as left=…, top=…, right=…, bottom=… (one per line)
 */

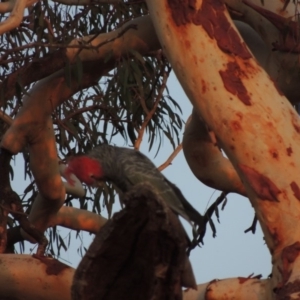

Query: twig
left=281, top=0, right=290, bottom=11
left=61, top=104, right=109, bottom=122
left=0, top=110, right=13, bottom=125
left=73, top=24, right=137, bottom=61
left=0, top=0, right=27, bottom=35
left=1, top=24, right=137, bottom=59
left=158, top=143, right=182, bottom=171
left=0, top=203, right=28, bottom=216
left=137, top=93, right=150, bottom=115
left=134, top=70, right=169, bottom=150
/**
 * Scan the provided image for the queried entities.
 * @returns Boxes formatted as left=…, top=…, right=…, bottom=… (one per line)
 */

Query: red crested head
left=65, top=156, right=104, bottom=186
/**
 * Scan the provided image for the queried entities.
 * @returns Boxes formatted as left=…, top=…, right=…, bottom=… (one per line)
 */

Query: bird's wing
left=126, top=167, right=192, bottom=223
left=164, top=177, right=204, bottom=228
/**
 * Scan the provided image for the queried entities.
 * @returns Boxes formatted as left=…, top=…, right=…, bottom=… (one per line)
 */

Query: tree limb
left=183, top=277, right=271, bottom=300
left=0, top=0, right=28, bottom=34
left=0, top=254, right=73, bottom=300
left=183, top=109, right=246, bottom=196
left=147, top=0, right=300, bottom=296
left=0, top=15, right=160, bottom=106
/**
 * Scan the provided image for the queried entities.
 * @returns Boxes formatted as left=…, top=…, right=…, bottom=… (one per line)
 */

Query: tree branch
left=0, top=254, right=73, bottom=300
left=183, top=109, right=246, bottom=196
left=0, top=0, right=27, bottom=34
left=158, top=143, right=182, bottom=171
left=183, top=277, right=271, bottom=300
left=147, top=0, right=300, bottom=295
left=134, top=67, right=169, bottom=150
left=0, top=15, right=160, bottom=106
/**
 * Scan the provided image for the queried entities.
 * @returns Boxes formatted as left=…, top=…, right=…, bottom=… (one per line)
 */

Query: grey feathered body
left=88, top=144, right=203, bottom=227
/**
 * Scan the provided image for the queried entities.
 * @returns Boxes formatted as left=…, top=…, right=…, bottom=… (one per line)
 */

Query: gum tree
left=1, top=0, right=300, bottom=299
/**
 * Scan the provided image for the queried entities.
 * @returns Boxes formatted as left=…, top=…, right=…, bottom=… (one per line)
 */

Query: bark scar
left=167, top=0, right=252, bottom=58
left=219, top=62, right=251, bottom=105
left=239, top=164, right=281, bottom=201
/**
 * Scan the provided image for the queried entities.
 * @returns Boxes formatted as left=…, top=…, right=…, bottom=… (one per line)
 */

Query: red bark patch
left=201, top=79, right=207, bottom=93
left=274, top=279, right=300, bottom=298
left=32, top=254, right=70, bottom=275
left=219, top=62, right=251, bottom=105
left=167, top=0, right=252, bottom=58
left=185, top=40, right=191, bottom=49
left=286, top=147, right=293, bottom=156
left=238, top=274, right=261, bottom=284
left=283, top=242, right=300, bottom=263
left=269, top=148, right=279, bottom=159
left=290, top=182, right=300, bottom=201
left=231, top=120, right=242, bottom=131
left=279, top=242, right=300, bottom=284
left=272, top=228, right=281, bottom=246
left=239, top=164, right=281, bottom=201
left=238, top=277, right=250, bottom=284
left=269, top=227, right=281, bottom=253
left=236, top=112, right=243, bottom=120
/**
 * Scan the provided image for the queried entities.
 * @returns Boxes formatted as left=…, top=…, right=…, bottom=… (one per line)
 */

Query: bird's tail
left=165, top=179, right=205, bottom=232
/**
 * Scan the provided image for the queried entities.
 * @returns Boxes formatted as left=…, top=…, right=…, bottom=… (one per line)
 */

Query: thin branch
left=135, top=91, right=150, bottom=115
left=54, top=0, right=120, bottom=5
left=60, top=104, right=108, bottom=122
left=134, top=70, right=169, bottom=150
left=134, top=97, right=160, bottom=150
left=158, top=143, right=182, bottom=171
left=80, top=24, right=138, bottom=58
left=1, top=24, right=137, bottom=59
left=0, top=110, right=13, bottom=126
left=0, top=0, right=27, bottom=35
left=0, top=204, right=27, bottom=216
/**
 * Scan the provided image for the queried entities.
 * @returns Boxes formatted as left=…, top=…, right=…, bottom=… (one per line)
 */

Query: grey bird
left=63, top=144, right=204, bottom=232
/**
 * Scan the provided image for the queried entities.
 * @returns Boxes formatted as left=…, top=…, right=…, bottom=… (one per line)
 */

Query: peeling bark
left=2, top=0, right=300, bottom=299
left=147, top=0, right=300, bottom=297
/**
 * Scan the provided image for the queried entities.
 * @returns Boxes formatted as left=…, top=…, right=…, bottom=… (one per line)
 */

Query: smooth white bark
left=147, top=0, right=300, bottom=296
left=183, top=278, right=271, bottom=300
left=0, top=254, right=73, bottom=300
left=183, top=109, right=246, bottom=196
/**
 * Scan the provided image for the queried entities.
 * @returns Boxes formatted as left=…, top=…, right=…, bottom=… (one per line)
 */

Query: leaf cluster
left=1, top=0, right=185, bottom=258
